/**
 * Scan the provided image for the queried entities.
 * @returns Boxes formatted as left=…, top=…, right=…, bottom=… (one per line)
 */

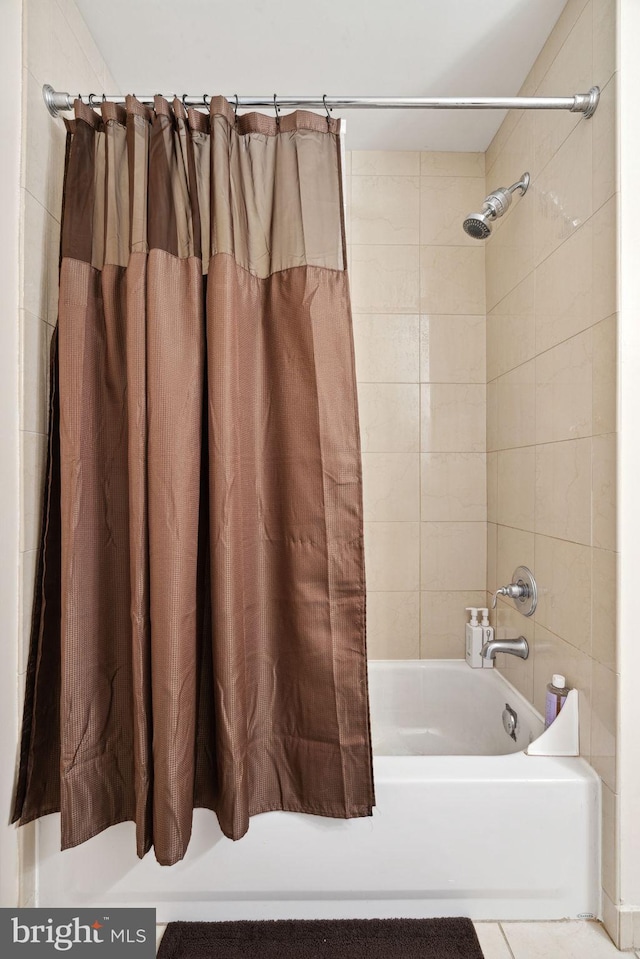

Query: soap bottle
left=545, top=674, right=570, bottom=728
left=479, top=608, right=494, bottom=669
left=465, top=607, right=483, bottom=668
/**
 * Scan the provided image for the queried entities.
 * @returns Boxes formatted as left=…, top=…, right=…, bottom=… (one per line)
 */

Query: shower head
left=463, top=172, right=530, bottom=240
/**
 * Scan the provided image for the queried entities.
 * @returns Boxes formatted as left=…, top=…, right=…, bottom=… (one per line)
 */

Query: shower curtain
left=12, top=95, right=374, bottom=866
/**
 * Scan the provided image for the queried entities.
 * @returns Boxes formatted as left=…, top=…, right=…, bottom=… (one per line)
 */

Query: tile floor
left=156, top=920, right=639, bottom=956
left=473, top=922, right=636, bottom=958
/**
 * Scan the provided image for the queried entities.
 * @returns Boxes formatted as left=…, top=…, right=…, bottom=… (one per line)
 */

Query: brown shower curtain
left=12, top=95, right=374, bottom=866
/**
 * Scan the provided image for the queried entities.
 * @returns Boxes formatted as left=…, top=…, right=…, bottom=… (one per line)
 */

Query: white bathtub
left=34, top=660, right=600, bottom=922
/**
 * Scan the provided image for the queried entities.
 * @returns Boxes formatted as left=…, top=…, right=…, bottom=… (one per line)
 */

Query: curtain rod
left=42, top=85, right=601, bottom=119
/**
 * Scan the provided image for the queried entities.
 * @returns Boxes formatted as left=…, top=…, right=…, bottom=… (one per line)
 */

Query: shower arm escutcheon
left=492, top=566, right=537, bottom=617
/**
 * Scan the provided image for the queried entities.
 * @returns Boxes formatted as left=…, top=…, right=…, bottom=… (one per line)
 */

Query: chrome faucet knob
left=491, top=583, right=524, bottom=608
left=491, top=567, right=537, bottom=617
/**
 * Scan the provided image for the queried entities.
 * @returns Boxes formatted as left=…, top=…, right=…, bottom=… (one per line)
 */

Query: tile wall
left=483, top=0, right=618, bottom=933
left=345, top=150, right=488, bottom=659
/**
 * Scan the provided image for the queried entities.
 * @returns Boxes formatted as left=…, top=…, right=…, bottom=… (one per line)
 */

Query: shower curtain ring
left=182, top=93, right=189, bottom=112
left=273, top=93, right=280, bottom=126
left=323, top=94, right=332, bottom=127
left=102, top=93, right=107, bottom=103
left=88, top=93, right=97, bottom=107
left=234, top=94, right=239, bottom=124
left=203, top=93, right=209, bottom=108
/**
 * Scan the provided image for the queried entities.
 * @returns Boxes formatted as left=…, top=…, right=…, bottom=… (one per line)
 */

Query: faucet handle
left=491, top=567, right=537, bottom=617
left=491, top=583, right=524, bottom=608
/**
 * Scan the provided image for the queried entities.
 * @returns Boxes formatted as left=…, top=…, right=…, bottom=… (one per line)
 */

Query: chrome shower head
left=462, top=211, right=493, bottom=240
left=463, top=172, right=530, bottom=239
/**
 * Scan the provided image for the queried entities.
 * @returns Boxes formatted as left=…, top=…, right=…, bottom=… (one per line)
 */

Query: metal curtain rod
left=42, top=84, right=601, bottom=119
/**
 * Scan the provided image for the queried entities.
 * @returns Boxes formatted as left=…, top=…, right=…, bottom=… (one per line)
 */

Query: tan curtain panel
left=13, top=95, right=374, bottom=866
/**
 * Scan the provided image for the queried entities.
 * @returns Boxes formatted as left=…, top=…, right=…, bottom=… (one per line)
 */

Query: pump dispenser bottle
left=465, top=607, right=484, bottom=668
left=479, top=608, right=494, bottom=669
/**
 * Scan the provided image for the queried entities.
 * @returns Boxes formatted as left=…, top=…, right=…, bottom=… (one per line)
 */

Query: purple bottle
left=545, top=674, right=570, bottom=728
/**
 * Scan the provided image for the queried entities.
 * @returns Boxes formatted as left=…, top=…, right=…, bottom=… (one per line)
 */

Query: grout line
left=497, top=923, right=517, bottom=959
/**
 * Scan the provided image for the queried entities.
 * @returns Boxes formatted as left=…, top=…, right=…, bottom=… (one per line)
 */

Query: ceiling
left=75, top=0, right=569, bottom=151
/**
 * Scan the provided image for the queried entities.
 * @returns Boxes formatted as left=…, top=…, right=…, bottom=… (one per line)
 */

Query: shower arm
left=505, top=174, right=530, bottom=196
left=42, top=85, right=601, bottom=119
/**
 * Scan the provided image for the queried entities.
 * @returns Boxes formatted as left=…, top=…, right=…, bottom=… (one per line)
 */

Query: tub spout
left=481, top=636, right=529, bottom=661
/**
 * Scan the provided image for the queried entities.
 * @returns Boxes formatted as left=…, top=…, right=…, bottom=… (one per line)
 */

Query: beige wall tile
left=421, top=522, right=486, bottom=590
left=530, top=0, right=591, bottom=90
left=496, top=360, right=536, bottom=450
left=487, top=274, right=535, bottom=381
left=351, top=151, right=420, bottom=176
left=533, top=3, right=593, bottom=173
left=20, top=310, right=52, bottom=435
left=420, top=589, right=486, bottom=658
left=535, top=534, right=592, bottom=653
left=364, top=522, right=420, bottom=591
left=421, top=452, right=486, bottom=521
left=350, top=245, right=420, bottom=313
left=487, top=522, right=498, bottom=593
left=421, top=384, right=485, bottom=452
left=533, top=622, right=593, bottom=758
left=366, top=592, right=420, bottom=659
left=362, top=453, right=420, bottom=522
left=343, top=151, right=352, bottom=176
left=351, top=176, right=420, bottom=245
left=592, top=0, right=617, bottom=88
left=591, top=660, right=617, bottom=790
left=487, top=452, right=498, bottom=525
left=22, top=68, right=66, bottom=214
left=534, top=221, right=593, bottom=354
left=486, top=378, right=498, bottom=453
left=343, top=173, right=351, bottom=246
left=601, top=890, right=619, bottom=947
left=592, top=75, right=618, bottom=211
left=420, top=314, right=485, bottom=384
left=496, top=524, right=535, bottom=589
left=24, top=0, right=56, bottom=85
left=592, top=432, right=617, bottom=550
left=592, top=314, right=617, bottom=435
left=534, top=120, right=593, bottom=267
left=485, top=198, right=533, bottom=311
left=497, top=447, right=535, bottom=531
left=420, top=246, right=485, bottom=315
left=601, top=782, right=618, bottom=902
left=592, top=195, right=618, bottom=326
left=21, top=192, right=56, bottom=323
left=353, top=314, right=420, bottom=383
left=535, top=331, right=593, bottom=444
left=535, top=439, right=592, bottom=545
left=592, top=548, right=617, bottom=671
left=358, top=383, right=420, bottom=453
left=485, top=120, right=518, bottom=182
left=420, top=176, right=486, bottom=247
left=421, top=152, right=484, bottom=177
left=20, top=431, right=47, bottom=553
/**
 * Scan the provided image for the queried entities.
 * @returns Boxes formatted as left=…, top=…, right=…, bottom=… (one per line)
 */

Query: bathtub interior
left=367, top=660, right=545, bottom=757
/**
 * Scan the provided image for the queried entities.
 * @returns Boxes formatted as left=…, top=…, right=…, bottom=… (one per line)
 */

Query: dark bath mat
left=156, top=917, right=485, bottom=958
